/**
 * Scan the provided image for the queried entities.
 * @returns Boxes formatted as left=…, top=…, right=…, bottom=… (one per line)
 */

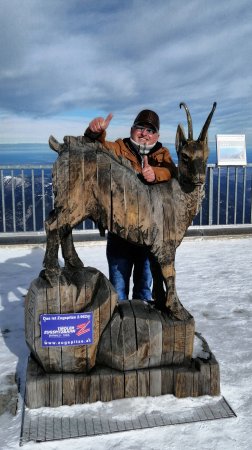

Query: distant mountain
left=1, top=170, right=53, bottom=232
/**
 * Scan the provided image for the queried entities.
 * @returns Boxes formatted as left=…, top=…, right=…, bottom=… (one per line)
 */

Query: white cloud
left=0, top=0, right=252, bottom=143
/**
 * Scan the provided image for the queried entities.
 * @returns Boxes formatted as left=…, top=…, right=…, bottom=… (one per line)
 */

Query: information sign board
left=216, top=134, right=247, bottom=166
left=40, top=312, right=93, bottom=347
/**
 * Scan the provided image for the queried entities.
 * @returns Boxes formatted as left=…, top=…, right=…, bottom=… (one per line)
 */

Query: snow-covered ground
left=0, top=235, right=252, bottom=449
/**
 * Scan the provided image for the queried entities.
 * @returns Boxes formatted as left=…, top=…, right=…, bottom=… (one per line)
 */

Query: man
left=84, top=109, right=177, bottom=301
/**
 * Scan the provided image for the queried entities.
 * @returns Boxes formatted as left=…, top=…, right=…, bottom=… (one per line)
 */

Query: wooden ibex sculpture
left=43, top=102, right=216, bottom=320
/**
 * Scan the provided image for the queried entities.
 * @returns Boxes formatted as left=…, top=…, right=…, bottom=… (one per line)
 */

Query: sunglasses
left=133, top=125, right=156, bottom=135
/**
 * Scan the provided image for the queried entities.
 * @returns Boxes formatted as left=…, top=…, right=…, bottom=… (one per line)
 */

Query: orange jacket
left=84, top=128, right=177, bottom=183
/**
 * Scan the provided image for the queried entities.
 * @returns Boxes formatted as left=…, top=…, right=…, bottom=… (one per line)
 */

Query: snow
left=0, top=235, right=252, bottom=449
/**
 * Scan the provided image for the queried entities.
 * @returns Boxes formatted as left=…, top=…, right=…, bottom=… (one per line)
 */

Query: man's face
left=131, top=124, right=159, bottom=145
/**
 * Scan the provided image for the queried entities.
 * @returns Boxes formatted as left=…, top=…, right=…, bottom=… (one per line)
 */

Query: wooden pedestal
left=25, top=267, right=118, bottom=373
left=25, top=336, right=220, bottom=408
left=25, top=270, right=220, bottom=408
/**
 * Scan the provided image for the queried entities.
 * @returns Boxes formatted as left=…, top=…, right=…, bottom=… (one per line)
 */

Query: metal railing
left=0, top=163, right=252, bottom=234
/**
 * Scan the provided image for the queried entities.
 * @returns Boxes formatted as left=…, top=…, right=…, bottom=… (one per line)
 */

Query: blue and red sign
left=40, top=312, right=93, bottom=347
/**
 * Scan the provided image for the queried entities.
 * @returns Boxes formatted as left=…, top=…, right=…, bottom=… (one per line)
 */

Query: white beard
left=130, top=138, right=156, bottom=155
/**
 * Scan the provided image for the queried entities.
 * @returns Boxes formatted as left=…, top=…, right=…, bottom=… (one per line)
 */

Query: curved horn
left=49, top=135, right=61, bottom=153
left=180, top=102, right=193, bottom=140
left=198, top=102, right=217, bottom=141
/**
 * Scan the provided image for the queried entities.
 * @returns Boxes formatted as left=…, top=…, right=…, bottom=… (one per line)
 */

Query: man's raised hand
left=89, top=113, right=113, bottom=133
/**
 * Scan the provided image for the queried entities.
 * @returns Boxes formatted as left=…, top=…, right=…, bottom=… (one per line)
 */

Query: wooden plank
left=111, top=371, right=125, bottom=400
left=33, top=278, right=48, bottom=339
left=161, top=314, right=175, bottom=365
left=111, top=162, right=127, bottom=237
left=174, top=369, right=194, bottom=398
left=62, top=374, right=76, bottom=405
left=100, top=369, right=113, bottom=402
left=86, top=300, right=100, bottom=372
left=209, top=359, right=220, bottom=396
left=89, top=372, right=101, bottom=403
left=59, top=281, right=76, bottom=314
left=137, top=183, right=151, bottom=245
left=25, top=357, right=50, bottom=409
left=137, top=370, right=150, bottom=397
left=49, top=373, right=63, bottom=407
left=148, top=308, right=163, bottom=367
left=27, top=279, right=49, bottom=368
left=125, top=371, right=137, bottom=398
left=130, top=300, right=150, bottom=368
left=110, top=311, right=123, bottom=370
left=149, top=368, right=162, bottom=396
left=73, top=345, right=88, bottom=373
left=173, top=320, right=186, bottom=365
left=196, top=359, right=211, bottom=396
left=74, top=373, right=91, bottom=404
left=121, top=302, right=137, bottom=370
left=36, top=371, right=50, bottom=408
left=161, top=182, right=176, bottom=242
left=184, top=318, right=195, bottom=359
left=192, top=370, right=199, bottom=397
left=54, top=150, right=70, bottom=227
left=97, top=153, right=112, bottom=231
left=68, top=153, right=85, bottom=224
left=123, top=172, right=139, bottom=242
left=161, top=367, right=174, bottom=395
left=25, top=357, right=39, bottom=409
left=149, top=184, right=164, bottom=243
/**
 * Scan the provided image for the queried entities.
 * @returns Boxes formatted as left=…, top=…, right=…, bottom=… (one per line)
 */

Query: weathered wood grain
left=25, top=343, right=220, bottom=408
left=89, top=372, right=101, bottom=403
left=63, top=374, right=75, bottom=405
left=75, top=374, right=91, bottom=404
left=160, top=314, right=175, bottom=365
left=130, top=300, right=150, bottom=367
left=121, top=302, right=137, bottom=370
left=137, top=370, right=150, bottom=397
left=149, top=369, right=162, bottom=396
left=49, top=373, right=63, bottom=407
left=148, top=308, right=163, bottom=367
left=111, top=370, right=125, bottom=400
left=96, top=300, right=195, bottom=371
left=100, top=369, right=113, bottom=402
left=124, top=371, right=137, bottom=398
left=174, top=368, right=194, bottom=398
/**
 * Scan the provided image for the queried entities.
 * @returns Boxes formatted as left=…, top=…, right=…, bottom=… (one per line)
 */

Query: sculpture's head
left=175, top=102, right=217, bottom=189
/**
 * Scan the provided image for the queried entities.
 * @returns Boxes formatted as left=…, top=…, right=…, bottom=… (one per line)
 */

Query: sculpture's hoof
left=154, top=299, right=192, bottom=321
left=39, top=268, right=61, bottom=286
left=168, top=304, right=192, bottom=321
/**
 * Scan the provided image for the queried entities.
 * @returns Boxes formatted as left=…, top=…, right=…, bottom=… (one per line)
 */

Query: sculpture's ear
left=175, top=124, right=187, bottom=154
left=49, top=135, right=61, bottom=153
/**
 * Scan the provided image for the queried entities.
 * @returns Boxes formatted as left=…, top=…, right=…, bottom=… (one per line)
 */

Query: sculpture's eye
left=181, top=152, right=190, bottom=163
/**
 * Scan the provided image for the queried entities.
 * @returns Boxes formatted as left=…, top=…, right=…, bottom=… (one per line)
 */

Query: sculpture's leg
left=41, top=214, right=61, bottom=284
left=161, top=263, right=191, bottom=320
left=149, top=255, right=166, bottom=306
left=43, top=214, right=60, bottom=270
left=60, top=226, right=84, bottom=271
left=151, top=245, right=190, bottom=320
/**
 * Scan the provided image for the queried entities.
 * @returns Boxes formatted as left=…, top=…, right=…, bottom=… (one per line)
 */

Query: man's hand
left=89, top=113, right=113, bottom=133
left=142, top=156, right=155, bottom=182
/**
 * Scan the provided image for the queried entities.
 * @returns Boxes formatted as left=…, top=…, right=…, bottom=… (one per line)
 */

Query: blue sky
left=0, top=0, right=252, bottom=145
